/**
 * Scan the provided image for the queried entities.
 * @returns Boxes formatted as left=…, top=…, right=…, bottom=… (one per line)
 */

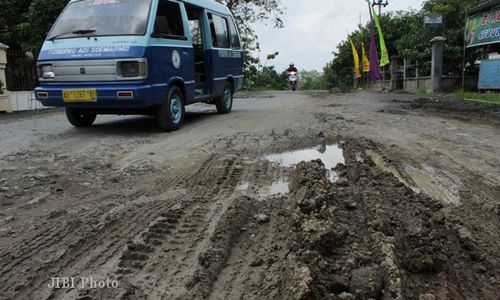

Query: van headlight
left=117, top=60, right=147, bottom=78
left=38, top=64, right=55, bottom=79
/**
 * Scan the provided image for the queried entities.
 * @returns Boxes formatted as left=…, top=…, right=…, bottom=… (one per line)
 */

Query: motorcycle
left=288, top=71, right=298, bottom=91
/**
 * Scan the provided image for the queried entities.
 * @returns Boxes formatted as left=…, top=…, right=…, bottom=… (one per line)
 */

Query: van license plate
left=63, top=89, right=97, bottom=102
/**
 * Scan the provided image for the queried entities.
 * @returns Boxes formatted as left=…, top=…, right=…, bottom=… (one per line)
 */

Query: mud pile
left=285, top=139, right=499, bottom=300
left=404, top=97, right=500, bottom=122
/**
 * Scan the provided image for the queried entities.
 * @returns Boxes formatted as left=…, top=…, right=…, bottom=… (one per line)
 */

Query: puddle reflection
left=264, top=144, right=344, bottom=182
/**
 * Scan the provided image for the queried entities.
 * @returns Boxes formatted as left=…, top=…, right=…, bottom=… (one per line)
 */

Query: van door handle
left=183, top=51, right=189, bottom=55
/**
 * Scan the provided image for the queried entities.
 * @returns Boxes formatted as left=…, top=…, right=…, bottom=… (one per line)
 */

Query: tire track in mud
left=61, top=199, right=188, bottom=300
left=0, top=190, right=122, bottom=277
left=7, top=196, right=179, bottom=299
left=81, top=153, right=248, bottom=299
left=207, top=196, right=292, bottom=300
left=1, top=153, right=222, bottom=299
left=160, top=155, right=246, bottom=299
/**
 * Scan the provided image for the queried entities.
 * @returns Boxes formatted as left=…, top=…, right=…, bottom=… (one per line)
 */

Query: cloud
left=252, top=0, right=424, bottom=72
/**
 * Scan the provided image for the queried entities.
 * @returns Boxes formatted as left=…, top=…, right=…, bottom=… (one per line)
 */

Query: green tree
left=0, top=0, right=67, bottom=52
left=247, top=66, right=287, bottom=91
left=298, top=70, right=331, bottom=90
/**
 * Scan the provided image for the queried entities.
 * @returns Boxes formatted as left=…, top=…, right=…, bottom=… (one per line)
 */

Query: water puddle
left=236, top=182, right=249, bottom=191
left=403, top=164, right=461, bottom=206
left=236, top=144, right=344, bottom=200
left=236, top=179, right=289, bottom=200
left=366, top=150, right=460, bottom=205
left=367, top=150, right=409, bottom=185
left=264, top=144, right=345, bottom=182
left=269, top=179, right=289, bottom=195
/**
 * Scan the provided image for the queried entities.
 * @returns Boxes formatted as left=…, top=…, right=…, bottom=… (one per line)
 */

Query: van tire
left=66, top=108, right=97, bottom=127
left=157, top=86, right=185, bottom=132
left=215, top=82, right=233, bottom=114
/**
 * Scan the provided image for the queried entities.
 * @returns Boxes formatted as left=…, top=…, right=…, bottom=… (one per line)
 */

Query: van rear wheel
left=157, top=86, right=185, bottom=132
left=65, top=108, right=96, bottom=127
left=215, top=82, right=233, bottom=114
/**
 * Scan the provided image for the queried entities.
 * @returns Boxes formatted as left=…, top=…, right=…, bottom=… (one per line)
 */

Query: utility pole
left=372, top=0, right=388, bottom=15
left=372, top=0, right=389, bottom=82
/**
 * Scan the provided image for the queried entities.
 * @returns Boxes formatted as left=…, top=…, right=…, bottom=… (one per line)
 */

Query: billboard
left=466, top=6, right=500, bottom=48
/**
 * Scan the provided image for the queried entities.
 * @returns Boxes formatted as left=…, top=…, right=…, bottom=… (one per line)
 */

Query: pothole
left=264, top=144, right=345, bottom=183
left=236, top=145, right=345, bottom=200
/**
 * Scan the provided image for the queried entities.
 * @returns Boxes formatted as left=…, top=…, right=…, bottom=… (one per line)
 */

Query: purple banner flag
left=368, top=4, right=381, bottom=81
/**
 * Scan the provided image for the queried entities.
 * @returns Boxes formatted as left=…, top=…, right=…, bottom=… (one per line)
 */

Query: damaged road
left=0, top=91, right=498, bottom=299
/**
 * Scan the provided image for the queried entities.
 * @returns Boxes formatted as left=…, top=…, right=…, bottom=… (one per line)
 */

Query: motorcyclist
left=286, top=63, right=298, bottom=91
left=286, top=63, right=298, bottom=74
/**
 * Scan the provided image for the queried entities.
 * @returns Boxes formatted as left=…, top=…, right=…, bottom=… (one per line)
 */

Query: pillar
left=0, top=43, right=8, bottom=90
left=430, top=36, right=446, bottom=92
left=390, top=55, right=399, bottom=90
left=403, top=58, right=408, bottom=90
left=0, top=42, right=11, bottom=112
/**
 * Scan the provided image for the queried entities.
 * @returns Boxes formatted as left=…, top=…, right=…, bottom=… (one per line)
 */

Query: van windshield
left=47, top=0, right=152, bottom=40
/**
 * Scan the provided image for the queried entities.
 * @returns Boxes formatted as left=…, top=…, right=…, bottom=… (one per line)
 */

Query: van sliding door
left=205, top=12, right=244, bottom=96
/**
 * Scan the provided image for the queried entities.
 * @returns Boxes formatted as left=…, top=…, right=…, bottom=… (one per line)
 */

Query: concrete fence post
left=390, top=55, right=399, bottom=90
left=0, top=43, right=8, bottom=90
left=430, top=36, right=446, bottom=93
left=0, top=42, right=11, bottom=112
left=403, top=58, right=408, bottom=90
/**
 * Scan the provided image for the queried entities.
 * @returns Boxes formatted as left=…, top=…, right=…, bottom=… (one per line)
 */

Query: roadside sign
left=424, top=14, right=443, bottom=28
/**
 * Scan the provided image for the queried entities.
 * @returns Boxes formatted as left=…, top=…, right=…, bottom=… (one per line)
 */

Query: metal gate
left=5, top=50, right=37, bottom=91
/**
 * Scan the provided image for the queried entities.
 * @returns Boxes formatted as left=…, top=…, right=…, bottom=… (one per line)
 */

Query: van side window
left=208, top=13, right=230, bottom=49
left=228, top=18, right=241, bottom=49
left=154, top=0, right=185, bottom=39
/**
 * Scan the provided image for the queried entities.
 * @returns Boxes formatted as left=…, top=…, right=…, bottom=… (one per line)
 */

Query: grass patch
left=415, top=88, right=430, bottom=95
left=452, top=90, right=500, bottom=105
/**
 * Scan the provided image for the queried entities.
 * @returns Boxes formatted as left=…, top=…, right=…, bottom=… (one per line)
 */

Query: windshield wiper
left=48, top=29, right=96, bottom=41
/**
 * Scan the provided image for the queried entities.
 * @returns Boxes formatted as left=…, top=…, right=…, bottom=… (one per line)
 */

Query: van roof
left=182, top=0, right=231, bottom=14
left=67, top=0, right=231, bottom=15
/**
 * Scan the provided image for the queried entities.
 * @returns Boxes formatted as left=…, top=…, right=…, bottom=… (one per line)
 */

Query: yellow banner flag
left=362, top=42, right=370, bottom=73
left=349, top=37, right=361, bottom=79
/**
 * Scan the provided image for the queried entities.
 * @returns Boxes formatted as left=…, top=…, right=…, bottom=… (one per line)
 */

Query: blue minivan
left=35, top=0, right=244, bottom=131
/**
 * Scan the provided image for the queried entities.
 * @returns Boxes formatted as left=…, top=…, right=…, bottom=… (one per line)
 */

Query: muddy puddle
left=237, top=145, right=344, bottom=199
left=367, top=150, right=461, bottom=205
left=264, top=144, right=344, bottom=171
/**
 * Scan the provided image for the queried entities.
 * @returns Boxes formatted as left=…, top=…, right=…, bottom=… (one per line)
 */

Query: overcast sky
left=252, top=0, right=425, bottom=72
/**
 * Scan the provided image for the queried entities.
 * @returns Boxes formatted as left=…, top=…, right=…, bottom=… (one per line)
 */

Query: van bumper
left=35, top=83, right=157, bottom=109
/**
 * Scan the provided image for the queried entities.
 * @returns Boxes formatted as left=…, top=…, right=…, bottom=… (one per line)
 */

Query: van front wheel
left=65, top=108, right=96, bottom=127
left=157, top=86, right=185, bottom=132
left=215, top=82, right=233, bottom=114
